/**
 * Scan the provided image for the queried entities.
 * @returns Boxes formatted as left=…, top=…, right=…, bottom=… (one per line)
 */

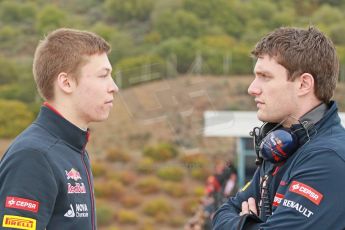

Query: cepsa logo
left=2, top=215, right=36, bottom=230
left=289, top=181, right=323, bottom=205
left=5, top=196, right=39, bottom=213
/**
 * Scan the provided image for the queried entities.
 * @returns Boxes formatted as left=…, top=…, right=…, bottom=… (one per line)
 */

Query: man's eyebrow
left=103, top=68, right=112, bottom=74
left=253, top=70, right=272, bottom=76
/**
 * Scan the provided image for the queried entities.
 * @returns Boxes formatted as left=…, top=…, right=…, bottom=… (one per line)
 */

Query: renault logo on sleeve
left=64, top=204, right=75, bottom=218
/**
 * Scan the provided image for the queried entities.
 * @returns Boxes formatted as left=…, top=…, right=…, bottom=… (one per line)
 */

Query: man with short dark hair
left=213, top=26, right=345, bottom=229
left=0, top=28, right=118, bottom=229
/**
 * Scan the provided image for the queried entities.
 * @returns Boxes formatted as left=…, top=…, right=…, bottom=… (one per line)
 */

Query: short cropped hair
left=251, top=26, right=339, bottom=103
left=33, top=28, right=111, bottom=100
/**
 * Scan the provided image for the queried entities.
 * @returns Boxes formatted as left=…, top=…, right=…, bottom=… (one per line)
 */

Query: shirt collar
left=290, top=101, right=337, bottom=145
left=34, top=104, right=89, bottom=151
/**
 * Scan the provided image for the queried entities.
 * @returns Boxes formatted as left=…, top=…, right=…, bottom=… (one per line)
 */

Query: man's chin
left=256, top=111, right=274, bottom=123
left=256, top=111, right=266, bottom=122
left=90, top=114, right=110, bottom=123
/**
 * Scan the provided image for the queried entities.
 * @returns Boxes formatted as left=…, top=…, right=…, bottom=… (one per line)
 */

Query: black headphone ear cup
left=251, top=123, right=280, bottom=165
left=260, top=128, right=299, bottom=163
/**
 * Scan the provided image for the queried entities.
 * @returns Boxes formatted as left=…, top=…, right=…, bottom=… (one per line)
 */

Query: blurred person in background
left=0, top=28, right=118, bottom=229
left=213, top=26, right=345, bottom=229
left=223, top=170, right=238, bottom=198
left=203, top=161, right=236, bottom=229
left=185, top=160, right=237, bottom=230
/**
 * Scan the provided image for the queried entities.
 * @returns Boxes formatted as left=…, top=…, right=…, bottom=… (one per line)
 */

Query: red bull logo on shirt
left=67, top=183, right=86, bottom=194
left=65, top=168, right=82, bottom=182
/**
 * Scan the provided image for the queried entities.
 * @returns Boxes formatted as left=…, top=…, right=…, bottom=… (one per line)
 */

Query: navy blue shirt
left=213, top=101, right=345, bottom=230
left=0, top=105, right=96, bottom=230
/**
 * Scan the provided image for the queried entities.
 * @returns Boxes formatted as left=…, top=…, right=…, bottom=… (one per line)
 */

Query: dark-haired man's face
left=248, top=55, right=299, bottom=127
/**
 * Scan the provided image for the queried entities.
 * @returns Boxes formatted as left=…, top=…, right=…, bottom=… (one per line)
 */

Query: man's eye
left=260, top=75, right=270, bottom=80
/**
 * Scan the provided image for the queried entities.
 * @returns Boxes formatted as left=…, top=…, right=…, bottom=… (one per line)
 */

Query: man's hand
left=240, top=197, right=258, bottom=216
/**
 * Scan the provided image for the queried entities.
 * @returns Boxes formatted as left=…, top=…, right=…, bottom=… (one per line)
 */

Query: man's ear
left=56, top=72, right=76, bottom=94
left=297, top=73, right=314, bottom=96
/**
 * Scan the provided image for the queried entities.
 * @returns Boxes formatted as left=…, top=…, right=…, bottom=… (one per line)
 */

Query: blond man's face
left=72, top=53, right=118, bottom=124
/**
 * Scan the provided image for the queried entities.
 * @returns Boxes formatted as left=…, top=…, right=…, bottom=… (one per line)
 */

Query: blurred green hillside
left=1, top=0, right=345, bottom=138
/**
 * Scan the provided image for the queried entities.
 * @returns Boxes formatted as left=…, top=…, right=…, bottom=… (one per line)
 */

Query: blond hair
left=33, top=28, right=111, bottom=100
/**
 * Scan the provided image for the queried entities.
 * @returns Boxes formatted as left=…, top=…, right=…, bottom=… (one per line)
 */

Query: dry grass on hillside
left=88, top=75, right=254, bottom=155
left=88, top=75, right=252, bottom=229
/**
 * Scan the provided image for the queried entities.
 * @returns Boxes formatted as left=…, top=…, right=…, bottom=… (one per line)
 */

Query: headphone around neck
left=250, top=103, right=327, bottom=165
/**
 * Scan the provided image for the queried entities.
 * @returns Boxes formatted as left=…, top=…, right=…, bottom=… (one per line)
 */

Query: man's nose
left=248, top=78, right=261, bottom=96
left=109, top=77, right=119, bottom=94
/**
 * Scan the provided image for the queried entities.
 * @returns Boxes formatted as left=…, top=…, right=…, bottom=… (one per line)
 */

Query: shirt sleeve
left=258, top=148, right=345, bottom=230
left=212, top=167, right=262, bottom=230
left=0, top=149, right=58, bottom=230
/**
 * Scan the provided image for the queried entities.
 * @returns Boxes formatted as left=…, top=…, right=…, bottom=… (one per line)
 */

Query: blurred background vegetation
left=1, top=0, right=345, bottom=138
left=1, top=0, right=345, bottom=137
left=1, top=0, right=345, bottom=229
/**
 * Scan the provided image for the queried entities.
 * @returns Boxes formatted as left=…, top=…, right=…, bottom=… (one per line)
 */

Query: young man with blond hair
left=0, top=28, right=118, bottom=229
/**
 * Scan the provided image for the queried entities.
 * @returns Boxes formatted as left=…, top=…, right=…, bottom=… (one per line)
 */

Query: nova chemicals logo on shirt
left=64, top=204, right=89, bottom=218
left=64, top=204, right=75, bottom=218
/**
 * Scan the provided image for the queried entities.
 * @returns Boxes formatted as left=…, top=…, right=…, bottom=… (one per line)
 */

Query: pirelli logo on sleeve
left=289, top=180, right=323, bottom=205
left=2, top=215, right=36, bottom=230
